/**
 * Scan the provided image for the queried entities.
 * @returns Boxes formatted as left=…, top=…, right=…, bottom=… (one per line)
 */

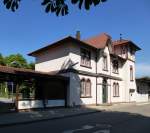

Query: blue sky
left=0, top=0, right=149, bottom=77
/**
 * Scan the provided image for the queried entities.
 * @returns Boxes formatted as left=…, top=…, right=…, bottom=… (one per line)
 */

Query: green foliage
left=27, top=62, right=35, bottom=70
left=20, top=81, right=36, bottom=99
left=0, top=53, right=36, bottom=99
left=0, top=82, right=8, bottom=98
left=3, top=0, right=107, bottom=16
left=20, top=83, right=30, bottom=98
left=0, top=53, right=35, bottom=70
left=5, top=53, right=28, bottom=68
left=0, top=53, right=6, bottom=66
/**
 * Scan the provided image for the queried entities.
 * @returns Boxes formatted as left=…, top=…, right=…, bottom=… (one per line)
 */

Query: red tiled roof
left=28, top=33, right=141, bottom=56
left=84, top=33, right=111, bottom=48
left=29, top=33, right=110, bottom=56
left=113, top=39, right=141, bottom=50
left=113, top=39, right=130, bottom=46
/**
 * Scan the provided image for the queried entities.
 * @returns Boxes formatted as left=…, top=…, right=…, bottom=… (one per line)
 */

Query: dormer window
left=80, top=48, right=91, bottom=68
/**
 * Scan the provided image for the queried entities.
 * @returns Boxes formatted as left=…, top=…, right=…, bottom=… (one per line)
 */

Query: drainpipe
left=96, top=49, right=98, bottom=106
left=109, top=54, right=112, bottom=103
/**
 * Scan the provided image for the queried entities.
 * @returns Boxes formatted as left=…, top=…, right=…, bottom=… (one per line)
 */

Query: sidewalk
left=0, top=107, right=102, bottom=127
left=0, top=102, right=138, bottom=128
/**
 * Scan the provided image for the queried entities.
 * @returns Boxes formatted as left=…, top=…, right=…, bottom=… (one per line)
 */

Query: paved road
left=0, top=103, right=150, bottom=133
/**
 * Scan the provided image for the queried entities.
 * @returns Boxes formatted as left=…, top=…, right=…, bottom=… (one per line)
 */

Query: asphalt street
left=0, top=103, right=150, bottom=133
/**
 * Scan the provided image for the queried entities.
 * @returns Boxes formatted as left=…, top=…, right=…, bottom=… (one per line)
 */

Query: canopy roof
left=0, top=65, right=69, bottom=82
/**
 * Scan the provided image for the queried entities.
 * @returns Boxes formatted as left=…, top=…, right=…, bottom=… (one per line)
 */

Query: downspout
left=109, top=54, right=112, bottom=103
left=96, top=49, right=98, bottom=106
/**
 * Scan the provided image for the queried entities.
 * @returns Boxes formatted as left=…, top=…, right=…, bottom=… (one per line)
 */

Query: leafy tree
left=1, top=53, right=35, bottom=69
left=2, top=0, right=107, bottom=16
left=0, top=53, right=6, bottom=66
left=5, top=54, right=28, bottom=68
left=0, top=53, right=35, bottom=99
left=27, top=62, right=35, bottom=70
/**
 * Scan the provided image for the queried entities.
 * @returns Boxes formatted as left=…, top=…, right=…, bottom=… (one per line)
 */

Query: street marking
left=62, top=125, right=94, bottom=133
left=62, top=124, right=111, bottom=133
left=93, top=130, right=110, bottom=133
left=96, top=124, right=112, bottom=128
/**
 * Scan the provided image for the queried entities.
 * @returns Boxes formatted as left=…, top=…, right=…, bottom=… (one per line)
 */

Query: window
left=80, top=78, right=91, bottom=98
left=80, top=79, right=86, bottom=97
left=130, top=66, right=134, bottom=81
left=86, top=79, right=91, bottom=97
left=113, top=82, right=119, bottom=97
left=122, top=46, right=126, bottom=55
left=112, top=60, right=119, bottom=73
left=80, top=48, right=91, bottom=67
left=113, top=83, right=116, bottom=97
left=103, top=55, right=108, bottom=71
left=116, top=83, right=119, bottom=97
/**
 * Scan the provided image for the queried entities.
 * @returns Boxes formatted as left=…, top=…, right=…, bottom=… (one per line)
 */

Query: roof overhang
left=0, top=65, right=69, bottom=82
left=128, top=41, right=141, bottom=51
left=28, top=36, right=97, bottom=57
left=113, top=40, right=141, bottom=51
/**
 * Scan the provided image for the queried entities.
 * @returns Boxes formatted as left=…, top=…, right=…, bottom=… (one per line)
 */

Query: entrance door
left=102, top=79, right=108, bottom=103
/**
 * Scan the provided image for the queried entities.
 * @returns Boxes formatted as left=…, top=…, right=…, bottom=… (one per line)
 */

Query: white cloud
left=136, top=63, right=150, bottom=77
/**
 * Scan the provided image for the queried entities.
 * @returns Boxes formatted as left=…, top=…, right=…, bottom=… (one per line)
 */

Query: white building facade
left=29, top=32, right=141, bottom=107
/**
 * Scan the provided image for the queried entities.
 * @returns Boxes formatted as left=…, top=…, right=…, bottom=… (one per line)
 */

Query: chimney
left=76, top=31, right=81, bottom=40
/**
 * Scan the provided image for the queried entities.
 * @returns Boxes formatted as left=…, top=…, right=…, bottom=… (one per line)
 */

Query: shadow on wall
left=60, top=59, right=78, bottom=70
left=60, top=59, right=95, bottom=107
left=68, top=71, right=93, bottom=107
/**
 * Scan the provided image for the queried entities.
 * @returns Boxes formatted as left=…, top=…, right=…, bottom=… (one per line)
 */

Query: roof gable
left=28, top=36, right=97, bottom=57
